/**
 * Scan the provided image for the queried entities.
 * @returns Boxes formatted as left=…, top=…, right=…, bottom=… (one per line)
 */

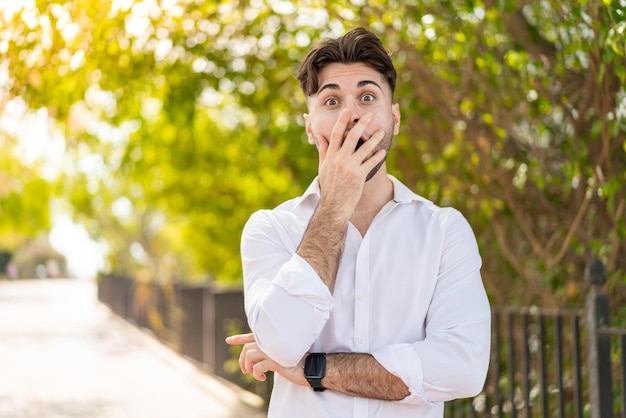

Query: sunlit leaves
left=0, top=140, right=51, bottom=248
left=1, top=0, right=624, bottom=308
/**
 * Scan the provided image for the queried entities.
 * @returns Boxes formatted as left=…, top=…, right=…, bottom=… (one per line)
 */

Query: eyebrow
left=318, top=79, right=383, bottom=94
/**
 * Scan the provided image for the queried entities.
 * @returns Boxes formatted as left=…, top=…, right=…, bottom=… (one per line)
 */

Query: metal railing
left=96, top=275, right=255, bottom=390
left=98, top=259, right=625, bottom=417
left=446, top=258, right=625, bottom=417
left=446, top=306, right=586, bottom=418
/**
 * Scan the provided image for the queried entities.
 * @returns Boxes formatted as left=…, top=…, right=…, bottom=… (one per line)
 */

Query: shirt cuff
left=372, top=343, right=438, bottom=406
left=273, top=253, right=334, bottom=312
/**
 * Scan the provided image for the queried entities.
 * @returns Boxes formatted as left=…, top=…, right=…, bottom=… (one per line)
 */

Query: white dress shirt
left=241, top=175, right=491, bottom=418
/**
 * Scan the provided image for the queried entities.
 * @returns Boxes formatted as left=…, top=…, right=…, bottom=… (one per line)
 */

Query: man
left=226, top=27, right=491, bottom=417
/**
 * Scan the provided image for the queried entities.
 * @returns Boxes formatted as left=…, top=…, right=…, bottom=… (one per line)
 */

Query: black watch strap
left=304, top=353, right=327, bottom=392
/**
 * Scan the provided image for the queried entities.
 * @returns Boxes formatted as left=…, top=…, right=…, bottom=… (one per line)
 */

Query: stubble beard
left=357, top=122, right=394, bottom=182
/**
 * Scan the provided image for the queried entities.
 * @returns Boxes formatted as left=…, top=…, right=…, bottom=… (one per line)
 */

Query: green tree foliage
left=0, top=136, right=51, bottom=249
left=2, top=0, right=624, bottom=307
left=379, top=0, right=626, bottom=308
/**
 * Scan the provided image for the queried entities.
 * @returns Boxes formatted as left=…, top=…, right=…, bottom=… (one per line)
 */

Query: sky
left=49, top=214, right=106, bottom=280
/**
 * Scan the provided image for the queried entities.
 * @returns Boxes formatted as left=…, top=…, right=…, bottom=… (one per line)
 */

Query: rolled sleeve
left=372, top=344, right=438, bottom=406
left=273, top=254, right=335, bottom=310
left=242, top=210, right=334, bottom=367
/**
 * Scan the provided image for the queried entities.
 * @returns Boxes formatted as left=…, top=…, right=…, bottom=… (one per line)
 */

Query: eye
left=324, top=97, right=339, bottom=106
left=361, top=93, right=375, bottom=102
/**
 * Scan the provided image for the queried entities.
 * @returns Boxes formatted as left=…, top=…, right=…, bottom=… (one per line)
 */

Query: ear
left=391, top=103, right=401, bottom=135
left=304, top=113, right=315, bottom=144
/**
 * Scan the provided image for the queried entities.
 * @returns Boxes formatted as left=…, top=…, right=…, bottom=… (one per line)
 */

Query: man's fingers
left=363, top=148, right=387, bottom=172
left=357, top=130, right=385, bottom=162
left=225, top=333, right=255, bottom=345
left=227, top=334, right=258, bottom=375
left=341, top=112, right=372, bottom=152
left=328, top=108, right=351, bottom=150
left=243, top=345, right=265, bottom=375
left=238, top=344, right=251, bottom=374
left=317, top=134, right=329, bottom=162
left=252, top=359, right=276, bottom=382
left=239, top=343, right=269, bottom=376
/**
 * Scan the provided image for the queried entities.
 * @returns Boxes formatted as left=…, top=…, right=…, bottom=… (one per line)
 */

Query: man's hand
left=225, top=333, right=308, bottom=387
left=316, top=108, right=386, bottom=220
left=297, top=109, right=387, bottom=291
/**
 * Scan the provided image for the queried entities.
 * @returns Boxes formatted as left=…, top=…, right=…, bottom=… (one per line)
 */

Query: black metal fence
left=446, top=306, right=586, bottom=417
left=98, top=259, right=625, bottom=417
left=96, top=274, right=255, bottom=389
left=446, top=258, right=625, bottom=418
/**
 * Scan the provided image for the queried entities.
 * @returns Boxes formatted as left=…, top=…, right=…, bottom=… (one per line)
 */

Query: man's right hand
left=316, top=108, right=386, bottom=221
left=225, top=333, right=308, bottom=387
left=297, top=109, right=386, bottom=291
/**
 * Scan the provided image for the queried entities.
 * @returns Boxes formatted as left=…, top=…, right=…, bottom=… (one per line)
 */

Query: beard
left=355, top=122, right=394, bottom=181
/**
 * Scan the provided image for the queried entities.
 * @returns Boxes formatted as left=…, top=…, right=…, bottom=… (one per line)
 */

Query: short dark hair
left=296, top=27, right=397, bottom=98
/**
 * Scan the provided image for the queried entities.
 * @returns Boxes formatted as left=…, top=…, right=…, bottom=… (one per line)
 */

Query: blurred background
left=1, top=0, right=625, bottom=312
left=1, top=1, right=625, bottom=415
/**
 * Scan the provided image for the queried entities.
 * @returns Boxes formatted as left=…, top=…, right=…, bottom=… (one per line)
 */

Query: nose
left=346, top=116, right=360, bottom=131
left=345, top=101, right=361, bottom=128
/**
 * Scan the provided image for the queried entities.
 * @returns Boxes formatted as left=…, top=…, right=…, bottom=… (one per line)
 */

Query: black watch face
left=305, top=355, right=324, bottom=379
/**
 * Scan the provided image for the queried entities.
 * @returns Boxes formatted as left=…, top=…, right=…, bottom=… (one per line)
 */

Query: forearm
left=296, top=200, right=349, bottom=292
left=322, top=353, right=410, bottom=401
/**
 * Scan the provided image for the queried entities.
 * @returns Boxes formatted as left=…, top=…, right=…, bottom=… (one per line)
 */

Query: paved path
left=0, top=279, right=267, bottom=418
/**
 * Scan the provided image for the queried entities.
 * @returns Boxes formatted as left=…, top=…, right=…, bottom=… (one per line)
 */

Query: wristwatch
left=304, top=353, right=327, bottom=392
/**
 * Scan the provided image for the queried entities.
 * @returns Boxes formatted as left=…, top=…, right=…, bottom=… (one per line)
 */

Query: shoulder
left=245, top=179, right=319, bottom=231
left=244, top=204, right=299, bottom=234
left=392, top=177, right=469, bottom=222
left=242, top=196, right=312, bottom=246
left=393, top=185, right=475, bottom=240
left=434, top=206, right=470, bottom=228
left=420, top=205, right=476, bottom=243
left=391, top=176, right=468, bottom=227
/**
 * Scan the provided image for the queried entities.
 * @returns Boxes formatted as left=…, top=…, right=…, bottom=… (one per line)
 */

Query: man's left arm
left=372, top=209, right=490, bottom=404
left=225, top=334, right=409, bottom=401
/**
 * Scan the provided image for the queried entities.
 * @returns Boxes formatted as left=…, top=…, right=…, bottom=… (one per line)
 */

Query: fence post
left=585, top=257, right=614, bottom=418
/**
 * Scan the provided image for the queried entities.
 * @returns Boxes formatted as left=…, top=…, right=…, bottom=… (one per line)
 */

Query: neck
left=350, top=169, right=394, bottom=236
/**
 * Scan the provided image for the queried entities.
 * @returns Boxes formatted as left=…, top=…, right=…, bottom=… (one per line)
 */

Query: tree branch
left=492, top=219, right=527, bottom=279
left=546, top=182, right=593, bottom=269
left=607, top=198, right=624, bottom=271
left=495, top=173, right=547, bottom=258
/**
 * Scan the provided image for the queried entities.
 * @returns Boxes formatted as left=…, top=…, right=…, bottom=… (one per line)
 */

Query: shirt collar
left=292, top=177, right=321, bottom=210
left=388, top=175, right=432, bottom=205
left=293, top=175, right=431, bottom=209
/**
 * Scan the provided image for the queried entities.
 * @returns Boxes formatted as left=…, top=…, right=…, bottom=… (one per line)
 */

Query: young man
left=226, top=27, right=491, bottom=417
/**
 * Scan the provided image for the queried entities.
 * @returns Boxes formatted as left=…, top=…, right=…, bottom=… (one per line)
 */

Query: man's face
left=304, top=62, right=400, bottom=180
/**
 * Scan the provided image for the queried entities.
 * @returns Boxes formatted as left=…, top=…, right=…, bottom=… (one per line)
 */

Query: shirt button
left=358, top=294, right=365, bottom=301
left=358, top=337, right=365, bottom=344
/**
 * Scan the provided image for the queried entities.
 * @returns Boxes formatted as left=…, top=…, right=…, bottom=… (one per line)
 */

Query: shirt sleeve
left=372, top=208, right=491, bottom=405
left=241, top=209, right=335, bottom=367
